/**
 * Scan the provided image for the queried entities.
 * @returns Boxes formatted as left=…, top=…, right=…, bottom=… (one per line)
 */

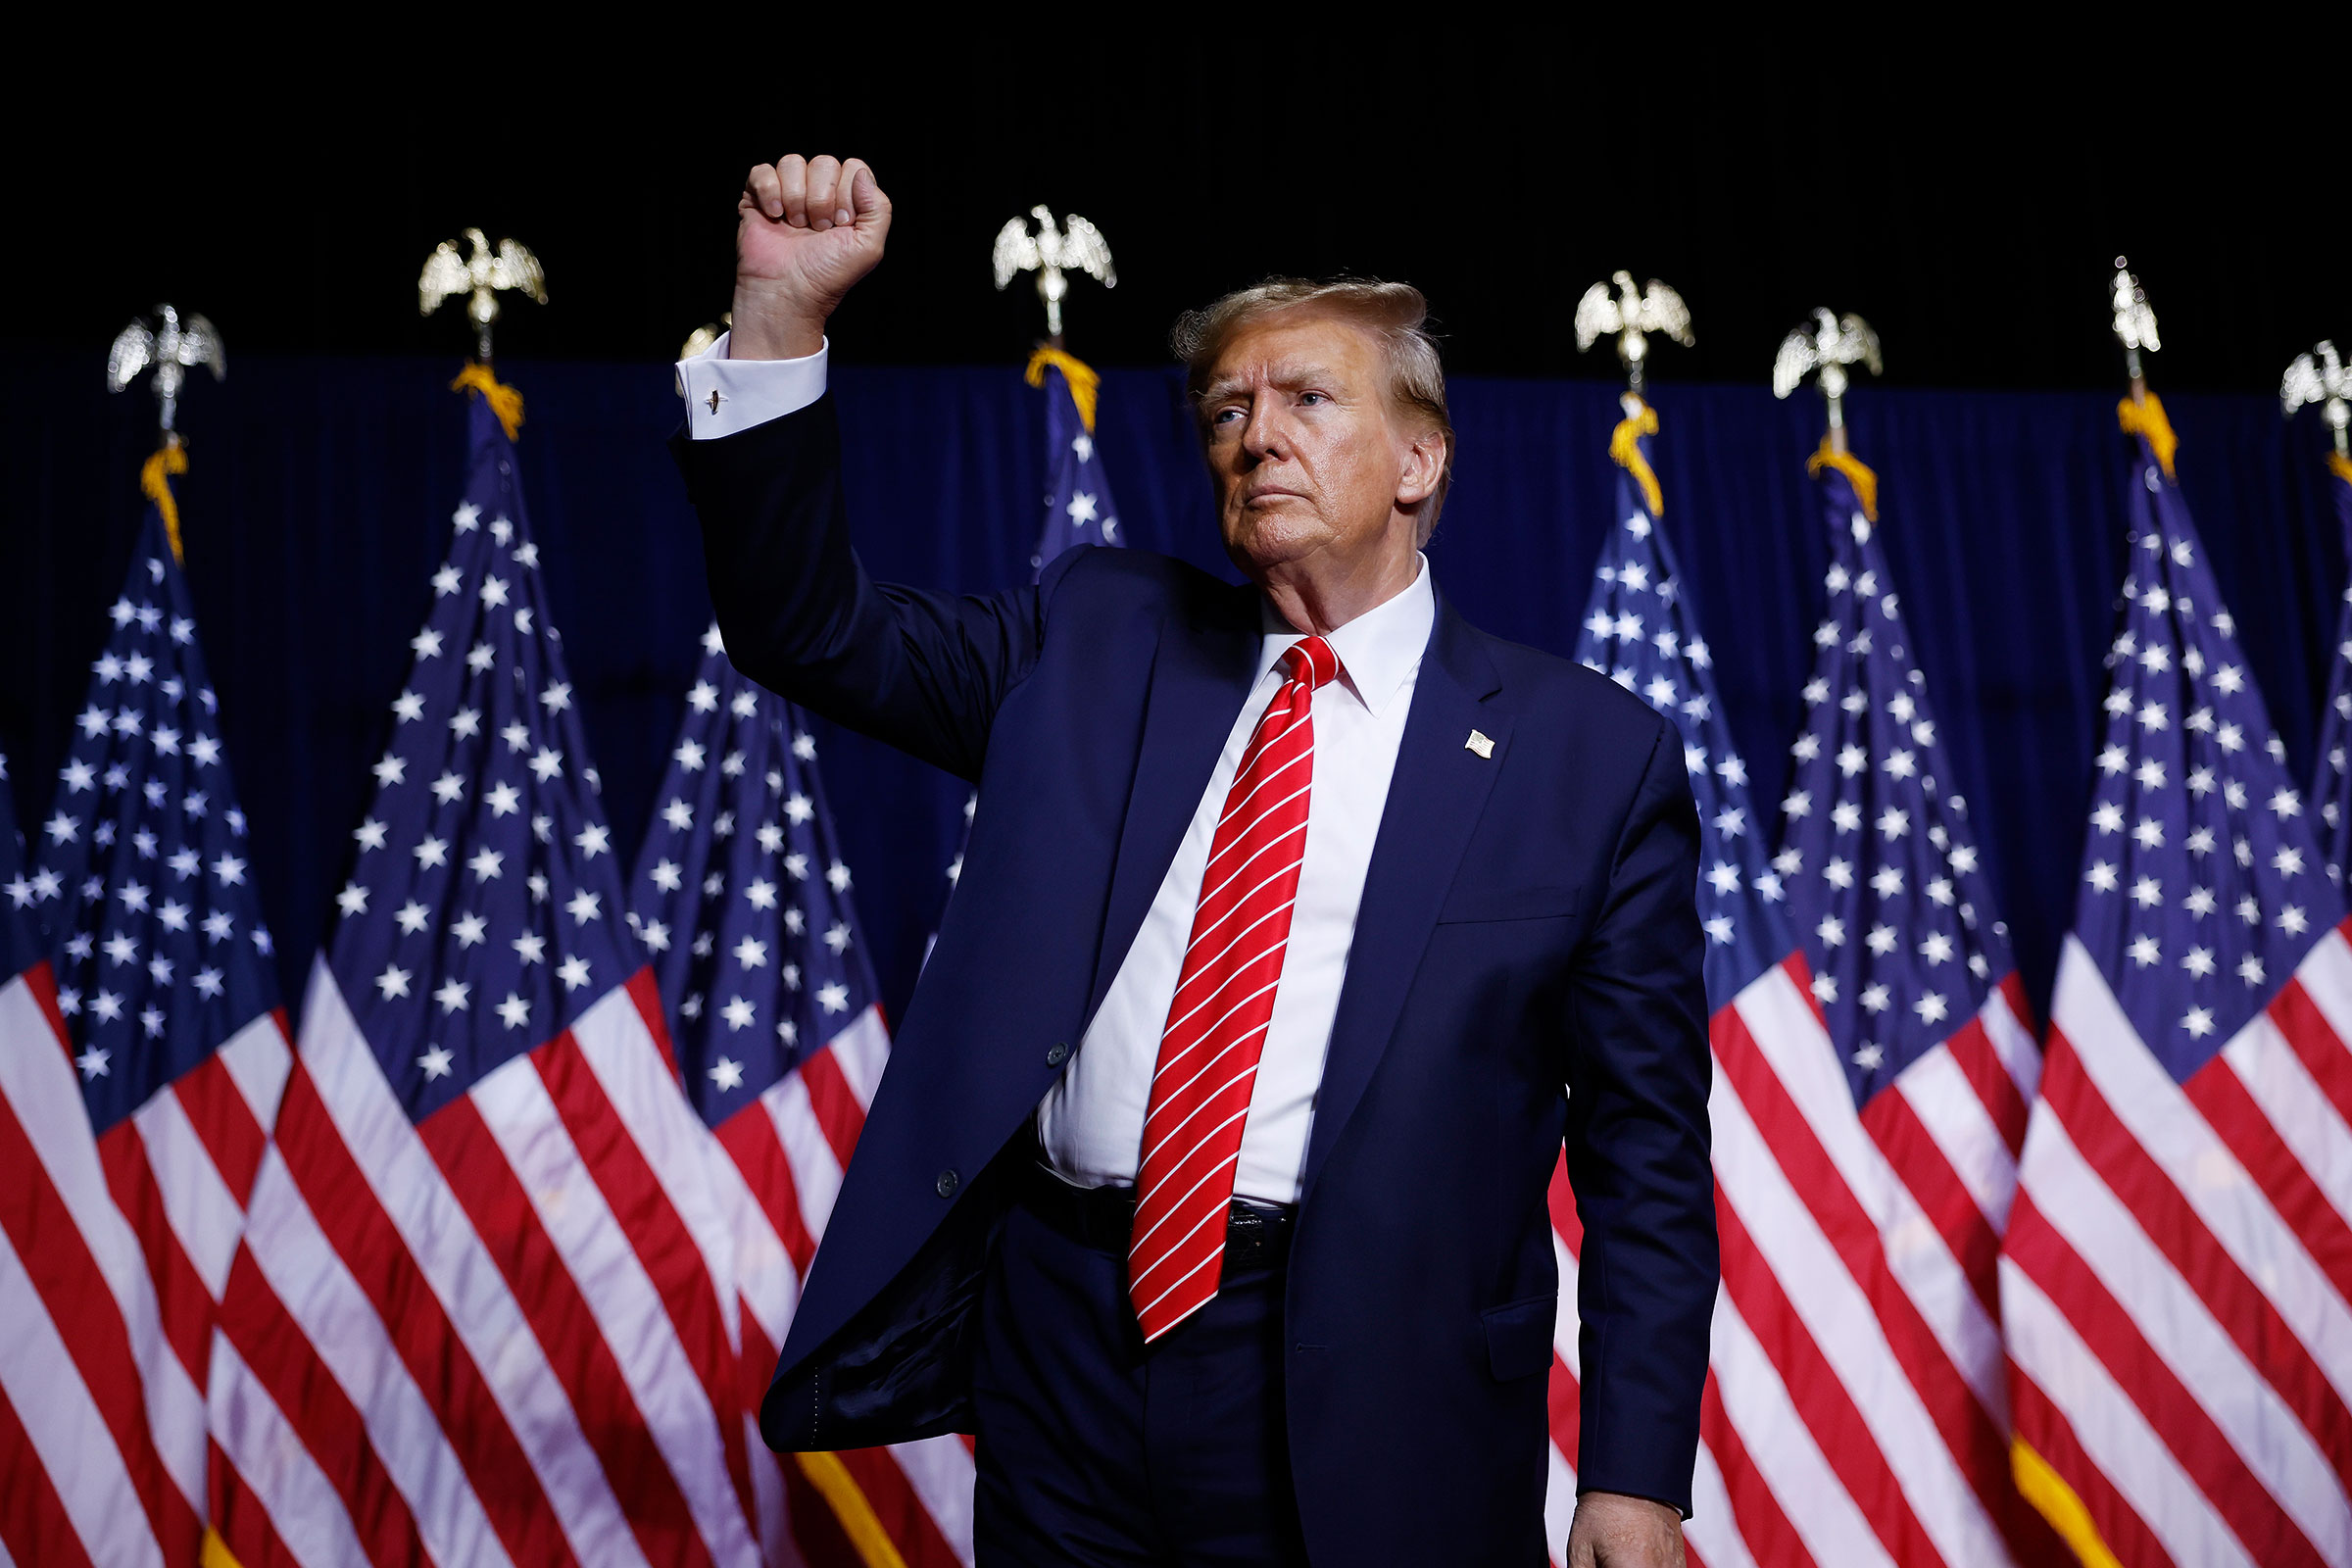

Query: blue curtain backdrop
left=5, top=353, right=2346, bottom=1029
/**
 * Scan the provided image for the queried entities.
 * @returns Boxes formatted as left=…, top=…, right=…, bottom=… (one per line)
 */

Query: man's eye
left=1298, top=392, right=1327, bottom=407
left=1213, top=408, right=1244, bottom=425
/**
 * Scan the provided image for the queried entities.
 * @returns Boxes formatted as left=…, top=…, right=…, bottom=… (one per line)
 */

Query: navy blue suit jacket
left=673, top=397, right=1716, bottom=1563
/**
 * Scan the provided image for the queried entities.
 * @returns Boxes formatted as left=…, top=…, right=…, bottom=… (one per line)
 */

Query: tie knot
left=1282, top=635, right=1340, bottom=691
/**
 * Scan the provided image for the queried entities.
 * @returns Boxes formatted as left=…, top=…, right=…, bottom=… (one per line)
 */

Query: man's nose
left=1240, top=401, right=1288, bottom=462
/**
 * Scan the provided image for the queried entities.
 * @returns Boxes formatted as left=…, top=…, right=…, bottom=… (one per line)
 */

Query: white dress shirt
left=1040, top=573, right=1431, bottom=1202
left=674, top=340, right=1436, bottom=1203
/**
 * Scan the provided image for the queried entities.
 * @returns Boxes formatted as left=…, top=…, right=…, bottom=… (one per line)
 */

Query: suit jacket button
left=1046, top=1042, right=1070, bottom=1067
left=936, top=1169, right=960, bottom=1198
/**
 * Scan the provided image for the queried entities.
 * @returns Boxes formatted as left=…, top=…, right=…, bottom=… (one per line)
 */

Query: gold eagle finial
left=992, top=206, right=1115, bottom=341
left=420, top=228, right=548, bottom=362
left=1574, top=271, right=1693, bottom=397
left=1774, top=308, right=1884, bottom=448
left=108, top=304, right=225, bottom=436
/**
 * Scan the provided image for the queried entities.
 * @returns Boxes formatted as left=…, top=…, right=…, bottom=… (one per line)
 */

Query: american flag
left=1552, top=397, right=1791, bottom=1564
left=1023, top=347, right=1121, bottom=573
left=627, top=625, right=973, bottom=1567
left=935, top=350, right=1126, bottom=936
left=2310, top=454, right=2352, bottom=884
left=1999, top=408, right=2352, bottom=1567
left=207, top=389, right=761, bottom=1565
left=5, top=496, right=293, bottom=1568
left=1769, top=451, right=2052, bottom=1566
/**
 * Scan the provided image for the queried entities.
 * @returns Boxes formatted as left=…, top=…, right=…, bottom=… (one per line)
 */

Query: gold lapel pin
left=1465, top=729, right=1494, bottom=759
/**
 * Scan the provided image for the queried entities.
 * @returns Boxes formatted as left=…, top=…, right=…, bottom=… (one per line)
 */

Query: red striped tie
left=1129, top=634, right=1340, bottom=1342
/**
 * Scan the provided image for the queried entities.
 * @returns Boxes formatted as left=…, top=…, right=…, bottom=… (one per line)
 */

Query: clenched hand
left=731, top=154, right=892, bottom=361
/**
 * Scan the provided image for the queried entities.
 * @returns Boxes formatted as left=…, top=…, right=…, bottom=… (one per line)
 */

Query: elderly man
left=670, top=154, right=1715, bottom=1568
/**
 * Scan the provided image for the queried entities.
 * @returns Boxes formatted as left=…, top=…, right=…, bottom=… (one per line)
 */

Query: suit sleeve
left=670, top=395, right=1055, bottom=781
left=1560, top=713, right=1717, bottom=1516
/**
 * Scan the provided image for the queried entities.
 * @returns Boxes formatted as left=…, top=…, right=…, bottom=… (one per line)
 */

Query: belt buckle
left=1226, top=1203, right=1268, bottom=1268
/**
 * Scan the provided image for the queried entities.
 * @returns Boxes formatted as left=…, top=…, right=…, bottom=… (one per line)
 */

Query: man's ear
left=1396, top=423, right=1448, bottom=507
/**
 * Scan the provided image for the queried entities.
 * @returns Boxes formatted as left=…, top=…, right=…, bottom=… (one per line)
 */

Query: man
left=671, top=153, right=1715, bottom=1568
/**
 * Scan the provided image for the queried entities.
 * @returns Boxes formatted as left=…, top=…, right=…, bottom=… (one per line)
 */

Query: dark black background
left=8, top=26, right=2345, bottom=389
left=6, top=24, right=2350, bottom=1023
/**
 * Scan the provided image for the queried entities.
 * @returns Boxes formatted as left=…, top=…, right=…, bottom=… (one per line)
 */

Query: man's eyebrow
left=1200, top=361, right=1340, bottom=402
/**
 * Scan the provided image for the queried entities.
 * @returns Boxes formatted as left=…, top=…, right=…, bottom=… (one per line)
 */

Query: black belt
left=1017, top=1154, right=1296, bottom=1271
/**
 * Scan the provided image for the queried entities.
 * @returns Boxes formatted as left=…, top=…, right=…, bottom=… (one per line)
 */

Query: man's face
left=1200, top=313, right=1437, bottom=582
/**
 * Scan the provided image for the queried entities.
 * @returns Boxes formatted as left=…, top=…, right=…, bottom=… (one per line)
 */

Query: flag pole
left=2112, top=257, right=2160, bottom=405
left=1773, top=309, right=1884, bottom=459
left=421, top=231, right=544, bottom=442
left=106, top=304, right=224, bottom=562
left=1574, top=270, right=1694, bottom=406
left=2110, top=258, right=2177, bottom=479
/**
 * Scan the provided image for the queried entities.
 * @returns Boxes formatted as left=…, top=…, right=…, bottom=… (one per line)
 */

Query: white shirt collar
left=1255, top=554, right=1436, bottom=718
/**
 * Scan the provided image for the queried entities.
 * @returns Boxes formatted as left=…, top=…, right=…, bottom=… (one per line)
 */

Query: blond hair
left=1171, top=278, right=1454, bottom=541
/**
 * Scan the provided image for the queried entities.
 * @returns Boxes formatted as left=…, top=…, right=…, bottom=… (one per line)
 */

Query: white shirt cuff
left=674, top=330, right=829, bottom=439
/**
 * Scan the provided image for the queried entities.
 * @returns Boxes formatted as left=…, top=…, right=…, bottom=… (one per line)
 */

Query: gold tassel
left=1609, top=398, right=1665, bottom=517
left=1806, top=442, right=1881, bottom=522
left=794, top=1451, right=911, bottom=1568
left=1025, top=345, right=1101, bottom=434
left=2328, top=452, right=2352, bottom=487
left=2117, top=391, right=2179, bottom=481
left=140, top=440, right=190, bottom=563
left=451, top=361, right=526, bottom=441
left=2010, top=1439, right=2125, bottom=1568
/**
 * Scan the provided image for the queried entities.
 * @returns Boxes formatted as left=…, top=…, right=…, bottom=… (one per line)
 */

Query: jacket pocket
left=1436, top=883, right=1585, bottom=925
left=1480, top=1294, right=1557, bottom=1382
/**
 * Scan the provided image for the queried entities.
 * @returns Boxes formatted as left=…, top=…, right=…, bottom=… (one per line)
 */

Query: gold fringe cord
left=1609, top=398, right=1665, bottom=517
left=141, top=440, right=190, bottom=563
left=1807, top=442, right=1881, bottom=521
left=452, top=362, right=526, bottom=441
left=2117, top=391, right=2178, bottom=481
left=1025, top=345, right=1102, bottom=433
left=2328, top=452, right=2352, bottom=487
left=795, top=1450, right=911, bottom=1568
left=2011, top=1439, right=2124, bottom=1568
left=200, top=1527, right=247, bottom=1568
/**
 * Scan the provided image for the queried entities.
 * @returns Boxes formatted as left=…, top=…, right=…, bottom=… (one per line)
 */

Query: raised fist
left=731, top=155, right=892, bottom=360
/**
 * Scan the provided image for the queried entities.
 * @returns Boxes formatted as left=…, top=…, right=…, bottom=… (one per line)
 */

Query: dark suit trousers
left=972, top=1188, right=1311, bottom=1567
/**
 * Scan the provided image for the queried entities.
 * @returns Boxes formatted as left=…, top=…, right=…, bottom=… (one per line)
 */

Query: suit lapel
left=1085, top=583, right=1262, bottom=1025
left=1299, top=597, right=1507, bottom=1200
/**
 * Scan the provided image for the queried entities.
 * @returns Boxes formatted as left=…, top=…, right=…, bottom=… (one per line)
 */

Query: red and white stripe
left=1131, top=636, right=1334, bottom=1343
left=0, top=956, right=289, bottom=1568
left=2001, top=923, right=2352, bottom=1568
left=1544, top=956, right=2047, bottom=1567
left=207, top=961, right=760, bottom=1568
left=710, top=1003, right=974, bottom=1568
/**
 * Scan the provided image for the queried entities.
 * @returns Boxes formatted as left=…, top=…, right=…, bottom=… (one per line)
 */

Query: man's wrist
left=1579, top=1490, right=1683, bottom=1520
left=729, top=281, right=828, bottom=361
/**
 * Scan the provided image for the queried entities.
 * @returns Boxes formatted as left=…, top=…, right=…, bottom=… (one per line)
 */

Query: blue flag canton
left=2075, top=440, right=2341, bottom=1080
left=1030, top=364, right=1122, bottom=579
left=0, top=751, right=41, bottom=981
left=331, top=398, right=638, bottom=1121
left=1574, top=454, right=1791, bottom=1007
left=27, top=512, right=279, bottom=1134
left=2310, top=468, right=2352, bottom=884
left=1777, top=468, right=2013, bottom=1107
left=627, top=627, right=878, bottom=1129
